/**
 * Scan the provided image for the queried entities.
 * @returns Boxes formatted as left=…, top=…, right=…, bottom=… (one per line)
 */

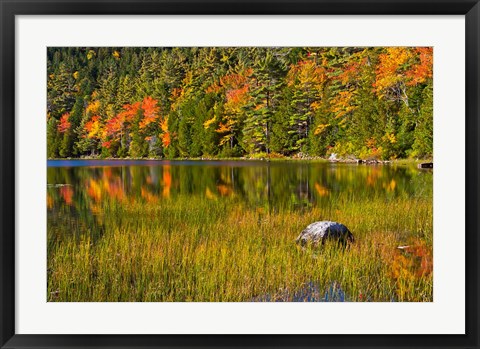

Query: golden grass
left=48, top=194, right=432, bottom=302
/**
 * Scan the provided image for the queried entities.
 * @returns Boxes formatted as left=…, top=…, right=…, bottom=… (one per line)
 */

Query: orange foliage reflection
left=162, top=166, right=171, bottom=198
left=366, top=167, right=381, bottom=187
left=217, top=184, right=233, bottom=197
left=47, top=194, right=54, bottom=209
left=391, top=241, right=433, bottom=282
left=383, top=179, right=397, bottom=192
left=59, top=186, right=74, bottom=205
left=141, top=187, right=158, bottom=203
left=87, top=178, right=102, bottom=201
left=314, top=182, right=330, bottom=197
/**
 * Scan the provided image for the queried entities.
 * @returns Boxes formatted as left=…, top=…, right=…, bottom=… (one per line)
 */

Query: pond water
left=47, top=159, right=431, bottom=214
left=47, top=160, right=433, bottom=302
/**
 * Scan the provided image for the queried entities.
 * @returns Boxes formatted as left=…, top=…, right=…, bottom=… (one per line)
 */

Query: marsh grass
left=47, top=190, right=432, bottom=302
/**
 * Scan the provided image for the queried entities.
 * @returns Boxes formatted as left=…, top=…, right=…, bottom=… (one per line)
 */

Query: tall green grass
left=48, top=194, right=432, bottom=302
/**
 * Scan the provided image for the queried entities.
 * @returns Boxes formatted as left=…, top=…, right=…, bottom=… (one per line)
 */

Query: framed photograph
left=1, top=0, right=478, bottom=348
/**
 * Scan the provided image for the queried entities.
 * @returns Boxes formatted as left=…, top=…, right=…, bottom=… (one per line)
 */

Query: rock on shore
left=296, top=221, right=354, bottom=247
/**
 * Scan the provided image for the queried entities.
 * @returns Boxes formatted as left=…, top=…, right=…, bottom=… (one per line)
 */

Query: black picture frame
left=1, top=0, right=479, bottom=348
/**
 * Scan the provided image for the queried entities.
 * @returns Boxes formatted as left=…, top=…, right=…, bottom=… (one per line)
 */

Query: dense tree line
left=47, top=47, right=433, bottom=160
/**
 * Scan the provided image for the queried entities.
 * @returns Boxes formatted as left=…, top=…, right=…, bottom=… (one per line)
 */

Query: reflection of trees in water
left=47, top=187, right=105, bottom=250
left=47, top=162, right=432, bottom=226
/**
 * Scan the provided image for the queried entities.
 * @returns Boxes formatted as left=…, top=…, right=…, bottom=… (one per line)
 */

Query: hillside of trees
left=47, top=47, right=433, bottom=160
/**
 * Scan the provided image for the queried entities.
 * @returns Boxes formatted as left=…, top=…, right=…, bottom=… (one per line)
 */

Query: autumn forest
left=47, top=47, right=433, bottom=160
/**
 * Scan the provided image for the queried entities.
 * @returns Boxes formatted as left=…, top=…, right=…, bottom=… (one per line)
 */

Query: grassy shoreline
left=48, top=190, right=433, bottom=302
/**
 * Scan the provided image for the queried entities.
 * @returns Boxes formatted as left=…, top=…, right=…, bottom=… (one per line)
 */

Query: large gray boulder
left=296, top=221, right=354, bottom=247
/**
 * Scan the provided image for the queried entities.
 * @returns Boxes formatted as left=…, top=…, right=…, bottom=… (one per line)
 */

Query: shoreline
left=47, top=157, right=432, bottom=166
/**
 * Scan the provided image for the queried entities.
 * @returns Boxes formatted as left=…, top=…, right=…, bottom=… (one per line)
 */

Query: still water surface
left=47, top=159, right=431, bottom=214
